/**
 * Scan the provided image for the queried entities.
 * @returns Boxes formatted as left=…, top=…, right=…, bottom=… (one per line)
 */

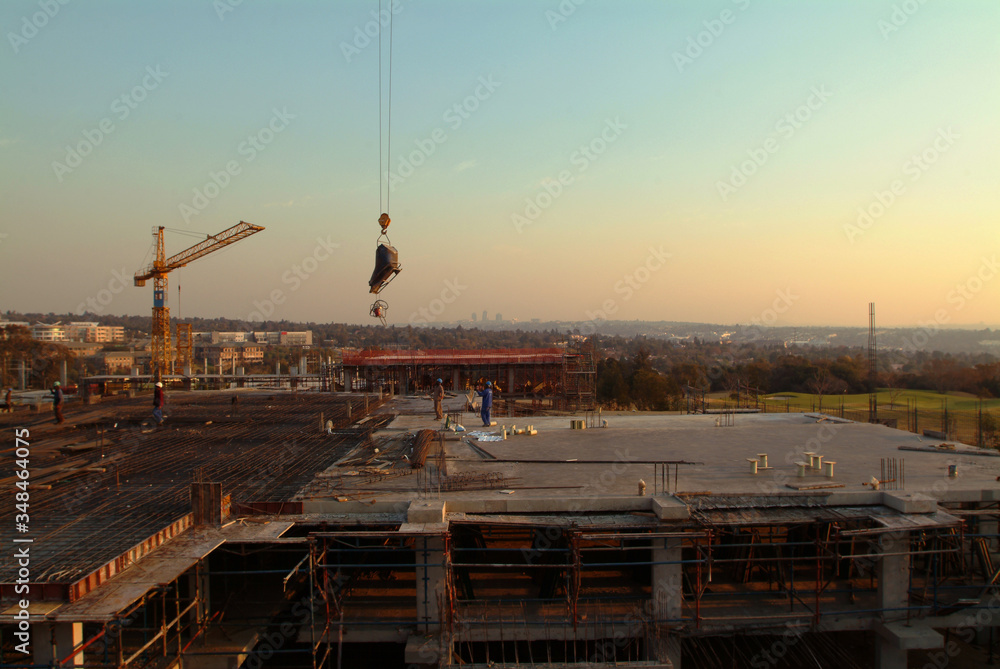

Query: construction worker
left=2, top=387, right=12, bottom=413
left=153, top=381, right=165, bottom=426
left=433, top=378, right=445, bottom=420
left=51, top=381, right=64, bottom=424
left=478, top=381, right=493, bottom=427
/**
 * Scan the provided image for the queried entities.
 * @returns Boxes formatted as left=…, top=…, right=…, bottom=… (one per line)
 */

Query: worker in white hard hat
left=51, top=381, right=64, bottom=424
left=433, top=377, right=445, bottom=420
left=153, top=381, right=165, bottom=426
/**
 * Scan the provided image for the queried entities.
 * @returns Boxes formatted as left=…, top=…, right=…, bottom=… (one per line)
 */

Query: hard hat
left=53, top=381, right=61, bottom=386
left=486, top=381, right=492, bottom=387
left=155, top=382, right=163, bottom=387
left=437, top=378, right=442, bottom=383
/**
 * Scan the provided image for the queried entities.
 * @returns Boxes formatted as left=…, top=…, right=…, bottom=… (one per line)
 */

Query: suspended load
left=369, top=213, right=400, bottom=324
left=370, top=299, right=388, bottom=326
left=369, top=214, right=401, bottom=293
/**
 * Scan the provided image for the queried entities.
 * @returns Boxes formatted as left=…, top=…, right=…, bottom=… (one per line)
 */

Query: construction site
left=4, top=369, right=1000, bottom=669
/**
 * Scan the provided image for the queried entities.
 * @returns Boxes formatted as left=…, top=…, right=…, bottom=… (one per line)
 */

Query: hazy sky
left=1, top=1, right=998, bottom=328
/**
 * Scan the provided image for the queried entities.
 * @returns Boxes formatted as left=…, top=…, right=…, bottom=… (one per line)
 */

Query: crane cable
left=379, top=0, right=393, bottom=216
left=370, top=0, right=395, bottom=327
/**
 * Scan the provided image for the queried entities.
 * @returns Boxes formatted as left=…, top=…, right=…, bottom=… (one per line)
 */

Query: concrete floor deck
left=360, top=410, right=1000, bottom=502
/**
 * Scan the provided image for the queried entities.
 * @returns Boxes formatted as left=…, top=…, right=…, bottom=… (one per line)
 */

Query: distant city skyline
left=1, top=1, right=998, bottom=328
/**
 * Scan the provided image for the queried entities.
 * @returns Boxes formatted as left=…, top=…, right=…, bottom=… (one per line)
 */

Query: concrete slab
left=51, top=521, right=300, bottom=622
left=359, top=412, right=1000, bottom=503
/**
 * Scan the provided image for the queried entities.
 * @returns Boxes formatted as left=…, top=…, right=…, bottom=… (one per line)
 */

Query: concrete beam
left=651, top=496, right=690, bottom=521
left=408, top=500, right=447, bottom=524
left=399, top=522, right=449, bottom=534
left=882, top=492, right=937, bottom=514
left=825, top=490, right=883, bottom=506
left=874, top=621, right=944, bottom=650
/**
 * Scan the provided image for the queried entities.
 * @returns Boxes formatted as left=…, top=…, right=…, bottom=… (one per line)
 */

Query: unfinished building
left=3, top=391, right=1000, bottom=669
left=340, top=348, right=595, bottom=411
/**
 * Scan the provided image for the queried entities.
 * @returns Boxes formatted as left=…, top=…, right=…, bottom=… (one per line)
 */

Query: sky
left=1, top=0, right=998, bottom=329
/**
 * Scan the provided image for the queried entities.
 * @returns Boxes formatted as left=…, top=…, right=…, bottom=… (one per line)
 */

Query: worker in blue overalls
left=478, top=381, right=493, bottom=427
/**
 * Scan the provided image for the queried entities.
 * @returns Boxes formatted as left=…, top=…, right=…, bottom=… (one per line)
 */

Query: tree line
left=591, top=336, right=1000, bottom=409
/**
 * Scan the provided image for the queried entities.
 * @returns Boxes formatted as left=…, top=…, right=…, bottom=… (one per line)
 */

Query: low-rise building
left=211, top=331, right=249, bottom=344
left=31, top=322, right=66, bottom=341
left=62, top=341, right=103, bottom=357
left=197, top=342, right=264, bottom=369
left=22, top=322, right=125, bottom=343
left=67, top=322, right=125, bottom=343
left=279, top=331, right=312, bottom=346
left=103, top=351, right=134, bottom=373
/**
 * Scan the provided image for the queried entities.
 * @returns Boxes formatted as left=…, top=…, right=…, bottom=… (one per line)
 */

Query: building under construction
left=340, top=348, right=595, bottom=411
left=4, top=388, right=1000, bottom=669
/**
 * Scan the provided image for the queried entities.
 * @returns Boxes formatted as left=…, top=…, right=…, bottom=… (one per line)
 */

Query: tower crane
left=134, top=221, right=264, bottom=380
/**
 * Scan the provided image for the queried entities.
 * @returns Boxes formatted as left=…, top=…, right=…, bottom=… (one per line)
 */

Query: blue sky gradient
left=1, top=0, right=998, bottom=328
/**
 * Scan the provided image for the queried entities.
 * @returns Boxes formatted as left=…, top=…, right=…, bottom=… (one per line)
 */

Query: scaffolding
left=175, top=323, right=193, bottom=371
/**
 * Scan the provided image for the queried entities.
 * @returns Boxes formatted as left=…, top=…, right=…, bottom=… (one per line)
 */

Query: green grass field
left=761, top=389, right=1000, bottom=412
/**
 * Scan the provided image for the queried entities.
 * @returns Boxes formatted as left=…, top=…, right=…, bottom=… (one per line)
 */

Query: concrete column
left=876, top=533, right=910, bottom=669
left=875, top=638, right=907, bottom=669
left=877, top=533, right=909, bottom=622
left=507, top=368, right=515, bottom=397
left=33, top=622, right=84, bottom=667
left=980, top=517, right=998, bottom=552
left=452, top=368, right=460, bottom=392
left=415, top=535, right=446, bottom=633
left=651, top=538, right=683, bottom=669
left=187, top=564, right=210, bottom=630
